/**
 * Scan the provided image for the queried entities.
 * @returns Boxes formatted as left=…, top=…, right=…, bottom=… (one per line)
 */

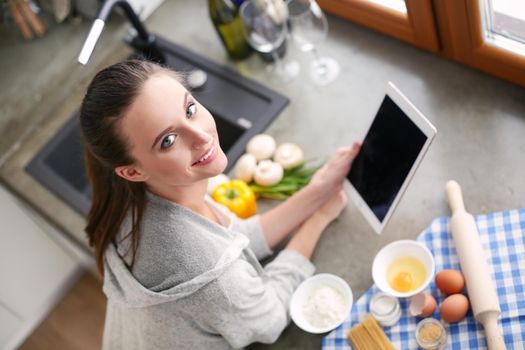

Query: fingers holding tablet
left=310, top=143, right=360, bottom=195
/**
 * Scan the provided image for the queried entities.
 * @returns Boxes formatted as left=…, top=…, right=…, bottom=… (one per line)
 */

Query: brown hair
left=80, top=59, right=182, bottom=274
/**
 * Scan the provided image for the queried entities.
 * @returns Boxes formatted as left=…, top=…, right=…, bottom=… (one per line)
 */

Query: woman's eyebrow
left=151, top=126, right=173, bottom=149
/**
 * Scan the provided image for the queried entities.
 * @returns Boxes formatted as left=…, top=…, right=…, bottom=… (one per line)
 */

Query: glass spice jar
left=416, top=318, right=447, bottom=350
left=369, top=291, right=401, bottom=327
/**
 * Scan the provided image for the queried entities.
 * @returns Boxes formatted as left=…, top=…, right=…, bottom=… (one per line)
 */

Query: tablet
left=346, top=82, right=436, bottom=234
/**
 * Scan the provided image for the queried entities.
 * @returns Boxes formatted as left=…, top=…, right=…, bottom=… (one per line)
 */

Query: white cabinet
left=0, top=185, right=83, bottom=349
left=0, top=304, right=22, bottom=350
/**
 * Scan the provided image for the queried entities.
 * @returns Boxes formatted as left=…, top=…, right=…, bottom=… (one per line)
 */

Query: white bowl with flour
left=290, top=273, right=353, bottom=334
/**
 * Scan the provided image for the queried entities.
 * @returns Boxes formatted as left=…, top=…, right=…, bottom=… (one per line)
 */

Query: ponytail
left=84, top=149, right=145, bottom=274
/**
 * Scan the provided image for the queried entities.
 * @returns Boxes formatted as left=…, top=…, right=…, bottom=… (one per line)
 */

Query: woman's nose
left=186, top=124, right=211, bottom=149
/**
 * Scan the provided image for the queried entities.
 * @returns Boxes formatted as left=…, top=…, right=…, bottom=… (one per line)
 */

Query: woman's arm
left=195, top=192, right=347, bottom=348
left=285, top=189, right=347, bottom=258
left=284, top=211, right=329, bottom=259
left=260, top=143, right=359, bottom=249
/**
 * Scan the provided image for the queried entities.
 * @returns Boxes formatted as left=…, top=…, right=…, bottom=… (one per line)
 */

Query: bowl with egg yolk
left=372, top=240, right=435, bottom=298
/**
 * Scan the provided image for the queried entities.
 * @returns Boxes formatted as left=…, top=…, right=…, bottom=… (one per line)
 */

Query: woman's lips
left=192, top=145, right=218, bottom=166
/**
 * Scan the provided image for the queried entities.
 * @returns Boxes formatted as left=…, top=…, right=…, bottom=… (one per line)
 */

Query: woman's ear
left=114, top=165, right=149, bottom=182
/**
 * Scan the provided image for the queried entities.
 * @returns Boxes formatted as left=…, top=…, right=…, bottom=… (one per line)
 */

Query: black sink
left=26, top=39, right=288, bottom=216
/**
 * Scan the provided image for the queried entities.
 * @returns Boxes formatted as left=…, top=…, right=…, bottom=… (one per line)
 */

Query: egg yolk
left=387, top=256, right=427, bottom=293
left=391, top=272, right=413, bottom=292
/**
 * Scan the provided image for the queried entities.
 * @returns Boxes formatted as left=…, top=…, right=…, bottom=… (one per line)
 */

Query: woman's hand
left=315, top=189, right=348, bottom=225
left=307, top=142, right=360, bottom=205
left=260, top=142, right=359, bottom=250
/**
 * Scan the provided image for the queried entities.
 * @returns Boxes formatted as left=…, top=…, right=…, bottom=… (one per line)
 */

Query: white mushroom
left=254, top=160, right=284, bottom=187
left=246, top=134, right=277, bottom=161
left=234, top=153, right=257, bottom=183
left=273, top=143, right=304, bottom=170
left=207, top=173, right=230, bottom=194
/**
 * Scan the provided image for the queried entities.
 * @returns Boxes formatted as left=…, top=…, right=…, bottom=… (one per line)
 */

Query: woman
left=80, top=59, right=359, bottom=350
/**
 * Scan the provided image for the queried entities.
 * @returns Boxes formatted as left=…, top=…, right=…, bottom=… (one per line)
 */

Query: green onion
left=249, top=160, right=324, bottom=201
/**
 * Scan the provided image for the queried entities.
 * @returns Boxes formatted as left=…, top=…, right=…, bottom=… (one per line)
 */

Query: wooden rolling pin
left=445, top=180, right=506, bottom=349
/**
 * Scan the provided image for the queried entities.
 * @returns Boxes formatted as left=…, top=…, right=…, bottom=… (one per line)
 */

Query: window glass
left=481, top=0, right=525, bottom=55
left=367, top=0, right=406, bottom=14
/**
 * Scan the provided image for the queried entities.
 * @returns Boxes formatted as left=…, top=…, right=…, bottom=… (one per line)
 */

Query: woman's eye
left=160, top=134, right=176, bottom=149
left=186, top=103, right=197, bottom=118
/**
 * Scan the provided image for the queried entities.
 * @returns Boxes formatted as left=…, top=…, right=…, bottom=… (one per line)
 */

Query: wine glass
left=239, top=0, right=299, bottom=82
left=286, top=0, right=340, bottom=85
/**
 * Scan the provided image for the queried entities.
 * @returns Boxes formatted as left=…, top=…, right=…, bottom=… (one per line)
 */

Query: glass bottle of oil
left=209, top=0, right=252, bottom=60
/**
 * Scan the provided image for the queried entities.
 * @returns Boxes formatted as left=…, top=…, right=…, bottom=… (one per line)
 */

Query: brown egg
left=439, top=294, right=469, bottom=323
left=409, top=292, right=437, bottom=317
left=435, top=270, right=465, bottom=294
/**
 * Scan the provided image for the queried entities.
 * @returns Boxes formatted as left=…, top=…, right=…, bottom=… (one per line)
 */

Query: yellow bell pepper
left=212, top=180, right=257, bottom=219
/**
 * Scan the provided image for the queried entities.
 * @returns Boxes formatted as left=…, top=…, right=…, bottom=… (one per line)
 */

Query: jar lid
left=369, top=292, right=399, bottom=317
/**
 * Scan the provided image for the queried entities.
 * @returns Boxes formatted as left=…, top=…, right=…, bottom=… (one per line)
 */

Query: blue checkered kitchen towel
left=323, top=208, right=525, bottom=349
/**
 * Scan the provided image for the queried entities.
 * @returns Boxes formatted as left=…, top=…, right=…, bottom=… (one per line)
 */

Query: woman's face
left=116, top=73, right=228, bottom=190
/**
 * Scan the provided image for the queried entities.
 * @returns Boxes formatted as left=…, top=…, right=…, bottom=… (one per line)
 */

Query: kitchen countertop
left=1, top=1, right=525, bottom=349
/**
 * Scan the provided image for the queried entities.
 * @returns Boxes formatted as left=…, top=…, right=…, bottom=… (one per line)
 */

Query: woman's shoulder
left=113, top=203, right=233, bottom=292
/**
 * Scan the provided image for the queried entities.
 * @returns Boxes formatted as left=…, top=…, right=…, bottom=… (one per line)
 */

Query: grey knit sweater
left=101, top=191, right=315, bottom=349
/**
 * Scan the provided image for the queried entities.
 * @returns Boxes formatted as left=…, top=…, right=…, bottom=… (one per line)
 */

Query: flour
left=302, top=285, right=347, bottom=328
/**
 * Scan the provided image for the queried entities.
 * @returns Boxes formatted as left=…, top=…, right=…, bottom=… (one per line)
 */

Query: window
left=317, top=0, right=439, bottom=52
left=480, top=0, right=525, bottom=56
left=319, top=0, right=525, bottom=87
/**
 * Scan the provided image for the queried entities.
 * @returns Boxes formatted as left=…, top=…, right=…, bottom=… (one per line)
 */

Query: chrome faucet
left=78, top=0, right=165, bottom=65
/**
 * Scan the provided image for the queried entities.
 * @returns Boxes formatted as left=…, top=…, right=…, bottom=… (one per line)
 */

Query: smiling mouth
left=192, top=145, right=216, bottom=166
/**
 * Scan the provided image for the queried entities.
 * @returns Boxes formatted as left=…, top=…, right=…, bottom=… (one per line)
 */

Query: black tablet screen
left=347, top=96, right=427, bottom=222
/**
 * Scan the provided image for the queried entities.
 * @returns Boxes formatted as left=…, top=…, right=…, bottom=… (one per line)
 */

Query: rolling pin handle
left=445, top=180, right=466, bottom=214
left=482, top=315, right=506, bottom=350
